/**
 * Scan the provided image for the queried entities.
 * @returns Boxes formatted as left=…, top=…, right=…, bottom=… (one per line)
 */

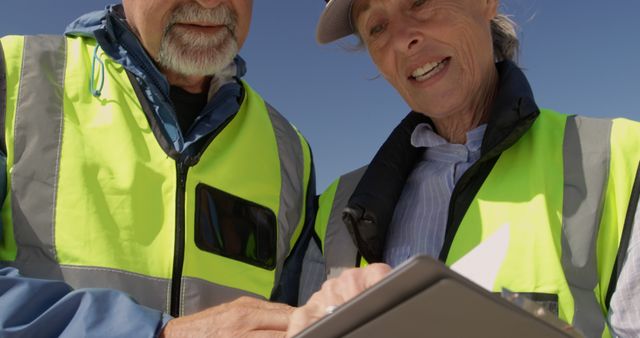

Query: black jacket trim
left=126, top=71, right=180, bottom=159
left=0, top=40, right=7, bottom=155
left=311, top=195, right=323, bottom=255
left=343, top=112, right=431, bottom=263
left=605, top=161, right=640, bottom=308
left=342, top=61, right=541, bottom=264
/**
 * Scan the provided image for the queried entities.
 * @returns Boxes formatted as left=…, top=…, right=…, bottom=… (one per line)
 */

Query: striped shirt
left=384, top=123, right=486, bottom=266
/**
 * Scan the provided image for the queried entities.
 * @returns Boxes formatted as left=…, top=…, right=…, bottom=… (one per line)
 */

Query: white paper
left=450, top=224, right=510, bottom=291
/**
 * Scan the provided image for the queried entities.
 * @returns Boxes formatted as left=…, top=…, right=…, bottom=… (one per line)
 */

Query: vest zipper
left=170, top=159, right=189, bottom=316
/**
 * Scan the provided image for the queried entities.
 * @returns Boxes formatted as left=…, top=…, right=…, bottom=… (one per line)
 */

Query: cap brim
left=316, top=0, right=355, bottom=44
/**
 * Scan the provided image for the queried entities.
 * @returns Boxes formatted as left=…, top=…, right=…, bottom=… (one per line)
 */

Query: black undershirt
left=169, top=85, right=208, bottom=136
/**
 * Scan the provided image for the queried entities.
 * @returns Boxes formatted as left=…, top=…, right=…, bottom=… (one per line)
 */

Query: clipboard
left=296, top=255, right=582, bottom=338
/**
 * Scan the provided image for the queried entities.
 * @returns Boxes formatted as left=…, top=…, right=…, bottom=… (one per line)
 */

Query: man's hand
left=160, top=296, right=294, bottom=338
left=286, top=264, right=391, bottom=337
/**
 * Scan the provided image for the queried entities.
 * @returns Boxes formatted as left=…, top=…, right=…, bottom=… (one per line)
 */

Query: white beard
left=156, top=3, right=239, bottom=76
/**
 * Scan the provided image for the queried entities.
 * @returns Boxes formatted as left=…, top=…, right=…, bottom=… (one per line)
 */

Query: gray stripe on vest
left=562, top=116, right=612, bottom=336
left=181, top=277, right=264, bottom=315
left=265, top=103, right=305, bottom=295
left=59, top=265, right=171, bottom=313
left=325, top=166, right=367, bottom=278
left=11, top=36, right=66, bottom=278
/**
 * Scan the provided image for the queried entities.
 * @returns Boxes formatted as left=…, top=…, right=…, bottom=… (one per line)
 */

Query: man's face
left=123, top=0, right=253, bottom=76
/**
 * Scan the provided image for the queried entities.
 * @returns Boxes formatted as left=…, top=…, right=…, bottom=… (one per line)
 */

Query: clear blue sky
left=2, top=1, right=639, bottom=190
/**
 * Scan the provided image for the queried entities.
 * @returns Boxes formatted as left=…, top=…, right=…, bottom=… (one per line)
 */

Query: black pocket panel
left=195, top=183, right=277, bottom=270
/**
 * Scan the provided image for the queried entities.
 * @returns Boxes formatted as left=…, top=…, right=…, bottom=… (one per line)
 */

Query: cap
left=316, top=0, right=357, bottom=44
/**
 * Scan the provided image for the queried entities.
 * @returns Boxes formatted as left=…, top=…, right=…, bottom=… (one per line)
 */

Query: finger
left=287, top=306, right=323, bottom=338
left=331, top=266, right=388, bottom=303
left=244, top=330, right=287, bottom=338
left=362, top=263, right=392, bottom=288
left=234, top=297, right=295, bottom=313
left=240, top=307, right=293, bottom=331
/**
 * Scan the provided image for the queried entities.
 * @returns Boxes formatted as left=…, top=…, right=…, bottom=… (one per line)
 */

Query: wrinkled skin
left=353, top=0, right=499, bottom=143
left=161, top=296, right=294, bottom=338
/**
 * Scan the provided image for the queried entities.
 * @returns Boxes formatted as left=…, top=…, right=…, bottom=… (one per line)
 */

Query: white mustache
left=165, top=3, right=237, bottom=33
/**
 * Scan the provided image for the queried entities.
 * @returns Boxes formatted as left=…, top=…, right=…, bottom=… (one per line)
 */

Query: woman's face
left=353, top=0, right=498, bottom=119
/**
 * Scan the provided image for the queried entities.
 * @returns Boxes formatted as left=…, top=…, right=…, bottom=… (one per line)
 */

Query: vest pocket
left=506, top=292, right=559, bottom=317
left=194, top=184, right=277, bottom=270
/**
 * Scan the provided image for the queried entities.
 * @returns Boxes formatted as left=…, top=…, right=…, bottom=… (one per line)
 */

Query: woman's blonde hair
left=491, top=14, right=519, bottom=62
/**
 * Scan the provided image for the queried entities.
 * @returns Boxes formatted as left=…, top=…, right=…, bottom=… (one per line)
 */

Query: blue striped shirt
left=384, top=123, right=486, bottom=266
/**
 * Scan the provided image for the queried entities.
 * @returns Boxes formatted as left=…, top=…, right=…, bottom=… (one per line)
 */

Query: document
left=450, top=224, right=510, bottom=291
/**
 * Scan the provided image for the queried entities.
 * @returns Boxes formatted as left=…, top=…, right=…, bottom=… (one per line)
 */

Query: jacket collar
left=63, top=5, right=247, bottom=155
left=344, top=60, right=540, bottom=263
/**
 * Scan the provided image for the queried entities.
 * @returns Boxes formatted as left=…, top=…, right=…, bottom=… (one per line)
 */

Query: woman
left=289, top=0, right=640, bottom=337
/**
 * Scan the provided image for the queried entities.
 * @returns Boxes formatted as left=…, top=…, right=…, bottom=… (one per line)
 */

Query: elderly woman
left=288, top=0, right=640, bottom=337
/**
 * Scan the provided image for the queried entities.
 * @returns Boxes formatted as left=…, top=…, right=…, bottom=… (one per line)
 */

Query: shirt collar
left=411, top=123, right=487, bottom=153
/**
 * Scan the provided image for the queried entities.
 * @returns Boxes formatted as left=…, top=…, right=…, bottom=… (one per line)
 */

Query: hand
left=286, top=264, right=391, bottom=337
left=160, top=296, right=294, bottom=338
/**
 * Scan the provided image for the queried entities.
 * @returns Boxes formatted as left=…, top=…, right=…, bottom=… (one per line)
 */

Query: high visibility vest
left=315, top=109, right=640, bottom=338
left=0, top=35, right=312, bottom=316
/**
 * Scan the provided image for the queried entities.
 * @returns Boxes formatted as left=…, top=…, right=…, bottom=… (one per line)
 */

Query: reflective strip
left=265, top=103, right=305, bottom=293
left=10, top=36, right=66, bottom=278
left=182, top=277, right=264, bottom=315
left=324, top=166, right=366, bottom=278
left=59, top=265, right=171, bottom=313
left=562, top=115, right=612, bottom=336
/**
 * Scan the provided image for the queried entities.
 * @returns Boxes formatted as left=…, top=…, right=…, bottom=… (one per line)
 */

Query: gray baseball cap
left=316, top=0, right=357, bottom=44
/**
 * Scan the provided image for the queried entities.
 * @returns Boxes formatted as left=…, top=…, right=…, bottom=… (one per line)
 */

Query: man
left=0, top=0, right=314, bottom=336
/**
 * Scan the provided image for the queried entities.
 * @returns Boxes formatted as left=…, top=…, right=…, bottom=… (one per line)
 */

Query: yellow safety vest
left=0, top=35, right=312, bottom=316
left=315, top=109, right=640, bottom=338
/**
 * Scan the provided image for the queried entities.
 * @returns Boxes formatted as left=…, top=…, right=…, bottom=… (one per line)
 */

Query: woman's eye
left=412, top=0, right=428, bottom=8
left=369, top=23, right=386, bottom=36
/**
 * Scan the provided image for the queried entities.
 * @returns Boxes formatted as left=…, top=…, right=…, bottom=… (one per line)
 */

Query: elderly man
left=0, top=0, right=314, bottom=337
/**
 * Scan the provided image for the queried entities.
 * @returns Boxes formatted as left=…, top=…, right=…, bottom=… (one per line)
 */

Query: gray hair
left=491, top=14, right=519, bottom=62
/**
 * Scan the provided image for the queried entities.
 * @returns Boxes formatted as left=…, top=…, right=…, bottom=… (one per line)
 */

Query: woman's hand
left=287, top=264, right=392, bottom=337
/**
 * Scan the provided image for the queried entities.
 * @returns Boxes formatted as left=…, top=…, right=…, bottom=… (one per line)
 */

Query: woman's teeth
left=412, top=58, right=449, bottom=82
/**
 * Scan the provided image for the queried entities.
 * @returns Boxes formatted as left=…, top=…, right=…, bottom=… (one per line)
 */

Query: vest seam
left=50, top=37, right=67, bottom=263
left=181, top=275, right=265, bottom=298
left=0, top=39, right=7, bottom=155
left=12, top=37, right=28, bottom=262
left=59, top=264, right=171, bottom=282
left=165, top=278, right=172, bottom=314
left=312, top=226, right=323, bottom=256
left=181, top=275, right=186, bottom=316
